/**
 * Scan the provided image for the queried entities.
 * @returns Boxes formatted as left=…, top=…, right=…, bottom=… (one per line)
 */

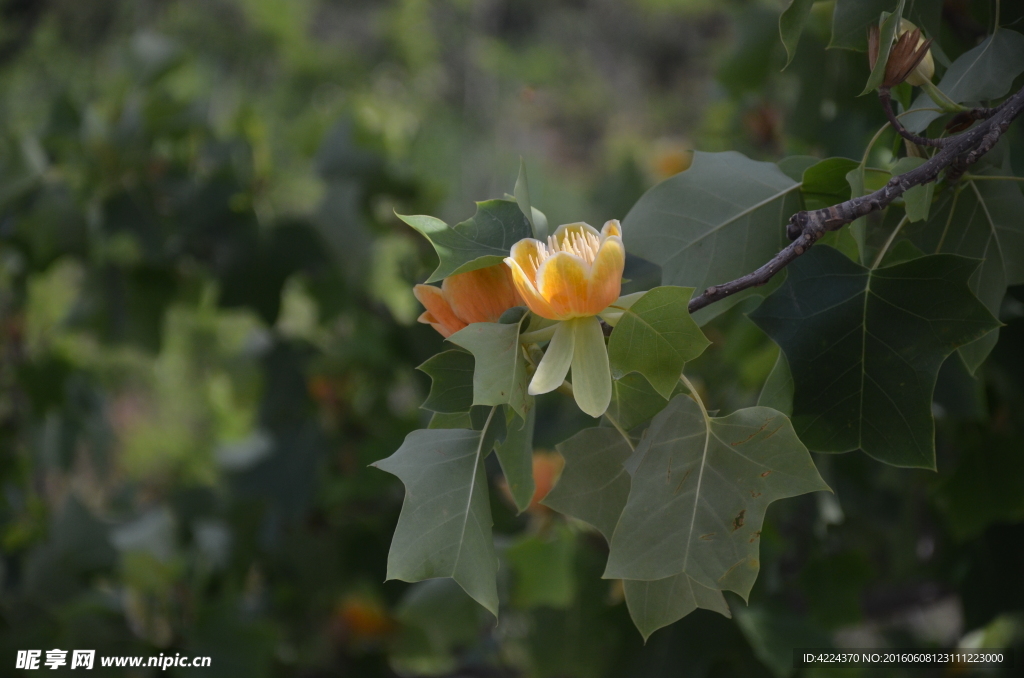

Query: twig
left=878, top=88, right=946, bottom=148
left=686, top=84, right=1024, bottom=314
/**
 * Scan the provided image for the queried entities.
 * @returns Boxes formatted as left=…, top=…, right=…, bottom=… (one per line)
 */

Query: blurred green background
left=1, top=0, right=1023, bottom=676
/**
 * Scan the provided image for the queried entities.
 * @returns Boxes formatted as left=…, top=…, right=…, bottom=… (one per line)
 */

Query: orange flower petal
left=413, top=284, right=466, bottom=338
left=506, top=257, right=558, bottom=320
left=587, top=236, right=625, bottom=313
left=443, top=265, right=522, bottom=324
left=536, top=252, right=593, bottom=318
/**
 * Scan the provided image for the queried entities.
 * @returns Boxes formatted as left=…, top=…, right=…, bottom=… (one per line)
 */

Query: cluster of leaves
left=376, top=0, right=1024, bottom=656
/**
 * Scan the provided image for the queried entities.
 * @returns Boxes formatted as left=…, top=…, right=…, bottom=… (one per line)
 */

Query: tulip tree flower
left=504, top=220, right=625, bottom=418
left=413, top=264, right=523, bottom=338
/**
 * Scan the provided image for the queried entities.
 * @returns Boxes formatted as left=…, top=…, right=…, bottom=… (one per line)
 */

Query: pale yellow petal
left=413, top=284, right=465, bottom=338
left=509, top=238, right=546, bottom=285
left=587, top=236, right=625, bottom=314
left=600, top=219, right=622, bottom=239
left=536, top=252, right=591, bottom=319
left=443, top=265, right=522, bottom=324
left=551, top=222, right=601, bottom=245
left=505, top=257, right=558, bottom=320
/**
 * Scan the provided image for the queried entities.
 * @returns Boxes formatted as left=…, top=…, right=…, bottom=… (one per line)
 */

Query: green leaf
left=428, top=406, right=493, bottom=430
left=903, top=28, right=1024, bottom=133
left=542, top=427, right=633, bottom=542
left=608, top=372, right=671, bottom=431
left=907, top=169, right=1024, bottom=372
left=448, top=316, right=532, bottom=419
left=757, top=351, right=793, bottom=416
left=371, top=413, right=505, bottom=616
left=506, top=525, right=577, bottom=609
left=846, top=166, right=892, bottom=261
left=776, top=155, right=819, bottom=182
left=399, top=199, right=532, bottom=283
left=860, top=1, right=905, bottom=96
left=623, top=573, right=731, bottom=642
left=604, top=395, right=829, bottom=595
left=779, top=0, right=815, bottom=68
left=494, top=407, right=536, bottom=515
left=891, top=157, right=933, bottom=222
left=750, top=246, right=1000, bottom=468
left=392, top=578, right=488, bottom=675
left=607, top=287, right=710, bottom=399
left=624, top=151, right=801, bottom=325
left=830, top=0, right=896, bottom=51
left=801, top=157, right=859, bottom=211
left=418, top=349, right=475, bottom=413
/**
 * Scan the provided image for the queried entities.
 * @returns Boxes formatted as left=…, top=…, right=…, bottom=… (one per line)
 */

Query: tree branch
left=878, top=88, right=946, bottom=148
left=687, top=84, right=1024, bottom=315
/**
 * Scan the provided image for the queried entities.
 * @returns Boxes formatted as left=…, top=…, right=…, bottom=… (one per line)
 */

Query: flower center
left=529, top=229, right=602, bottom=270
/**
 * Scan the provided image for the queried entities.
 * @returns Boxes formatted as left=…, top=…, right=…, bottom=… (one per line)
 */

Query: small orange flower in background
left=332, top=595, right=394, bottom=646
left=413, top=264, right=523, bottom=338
left=504, top=220, right=625, bottom=321
left=529, top=451, right=564, bottom=512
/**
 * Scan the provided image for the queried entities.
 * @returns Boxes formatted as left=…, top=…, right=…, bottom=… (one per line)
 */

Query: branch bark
left=687, top=84, right=1024, bottom=315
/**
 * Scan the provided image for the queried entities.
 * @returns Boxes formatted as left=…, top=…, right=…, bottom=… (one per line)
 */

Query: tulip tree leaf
left=860, top=0, right=904, bottom=96
left=903, top=28, right=1024, bottom=132
left=757, top=351, right=793, bottom=416
left=449, top=316, right=532, bottom=419
left=542, top=427, right=633, bottom=542
left=906, top=169, right=1024, bottom=372
left=428, top=406, right=493, bottom=430
left=750, top=246, right=1000, bottom=468
left=779, top=0, right=815, bottom=68
left=608, top=286, right=710, bottom=399
left=604, top=396, right=829, bottom=595
left=892, top=157, right=933, bottom=222
left=494, top=407, right=536, bottom=514
left=608, top=372, right=671, bottom=432
left=399, top=199, right=533, bottom=283
left=372, top=411, right=506, bottom=616
left=624, top=573, right=731, bottom=642
left=418, top=349, right=475, bottom=413
left=624, top=151, right=801, bottom=325
left=829, top=0, right=894, bottom=51
left=801, top=157, right=859, bottom=211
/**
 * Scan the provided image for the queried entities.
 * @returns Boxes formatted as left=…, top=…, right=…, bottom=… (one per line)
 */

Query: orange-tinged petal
left=601, top=219, right=622, bottom=239
left=413, top=284, right=466, bottom=338
left=587, top=236, right=625, bottom=313
left=509, top=239, right=546, bottom=285
left=442, top=265, right=522, bottom=324
left=506, top=257, right=558, bottom=320
left=536, top=252, right=592, bottom=319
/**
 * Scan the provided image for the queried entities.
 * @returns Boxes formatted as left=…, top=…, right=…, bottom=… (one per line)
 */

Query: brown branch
left=878, top=88, right=946, bottom=148
left=687, top=84, right=1024, bottom=315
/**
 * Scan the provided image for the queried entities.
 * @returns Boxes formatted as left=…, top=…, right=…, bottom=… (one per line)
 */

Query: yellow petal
left=600, top=219, right=622, bottom=239
left=443, top=265, right=522, bottom=324
left=587, top=236, right=625, bottom=314
left=536, top=252, right=591, bottom=319
left=413, top=284, right=465, bottom=338
left=551, top=222, right=601, bottom=245
left=505, top=257, right=558, bottom=320
left=509, top=238, right=546, bottom=285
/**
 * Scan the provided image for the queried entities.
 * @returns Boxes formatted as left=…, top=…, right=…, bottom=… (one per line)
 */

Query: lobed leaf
left=607, top=286, right=710, bottom=399
left=448, top=316, right=532, bottom=419
left=623, top=573, right=731, bottom=642
left=372, top=414, right=505, bottom=616
left=494, top=407, right=537, bottom=514
left=542, top=427, right=633, bottom=542
left=604, top=396, right=829, bottom=595
left=418, top=349, right=475, bottom=413
left=750, top=246, right=1000, bottom=468
left=624, top=151, right=801, bottom=325
left=779, top=0, right=815, bottom=68
left=399, top=199, right=532, bottom=283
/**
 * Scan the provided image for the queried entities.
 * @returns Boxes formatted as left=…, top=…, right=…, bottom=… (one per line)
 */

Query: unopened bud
left=868, top=19, right=934, bottom=88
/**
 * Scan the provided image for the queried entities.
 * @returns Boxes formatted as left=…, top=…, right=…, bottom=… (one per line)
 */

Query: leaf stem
left=871, top=214, right=910, bottom=269
left=679, top=373, right=709, bottom=424
left=603, top=412, right=635, bottom=452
